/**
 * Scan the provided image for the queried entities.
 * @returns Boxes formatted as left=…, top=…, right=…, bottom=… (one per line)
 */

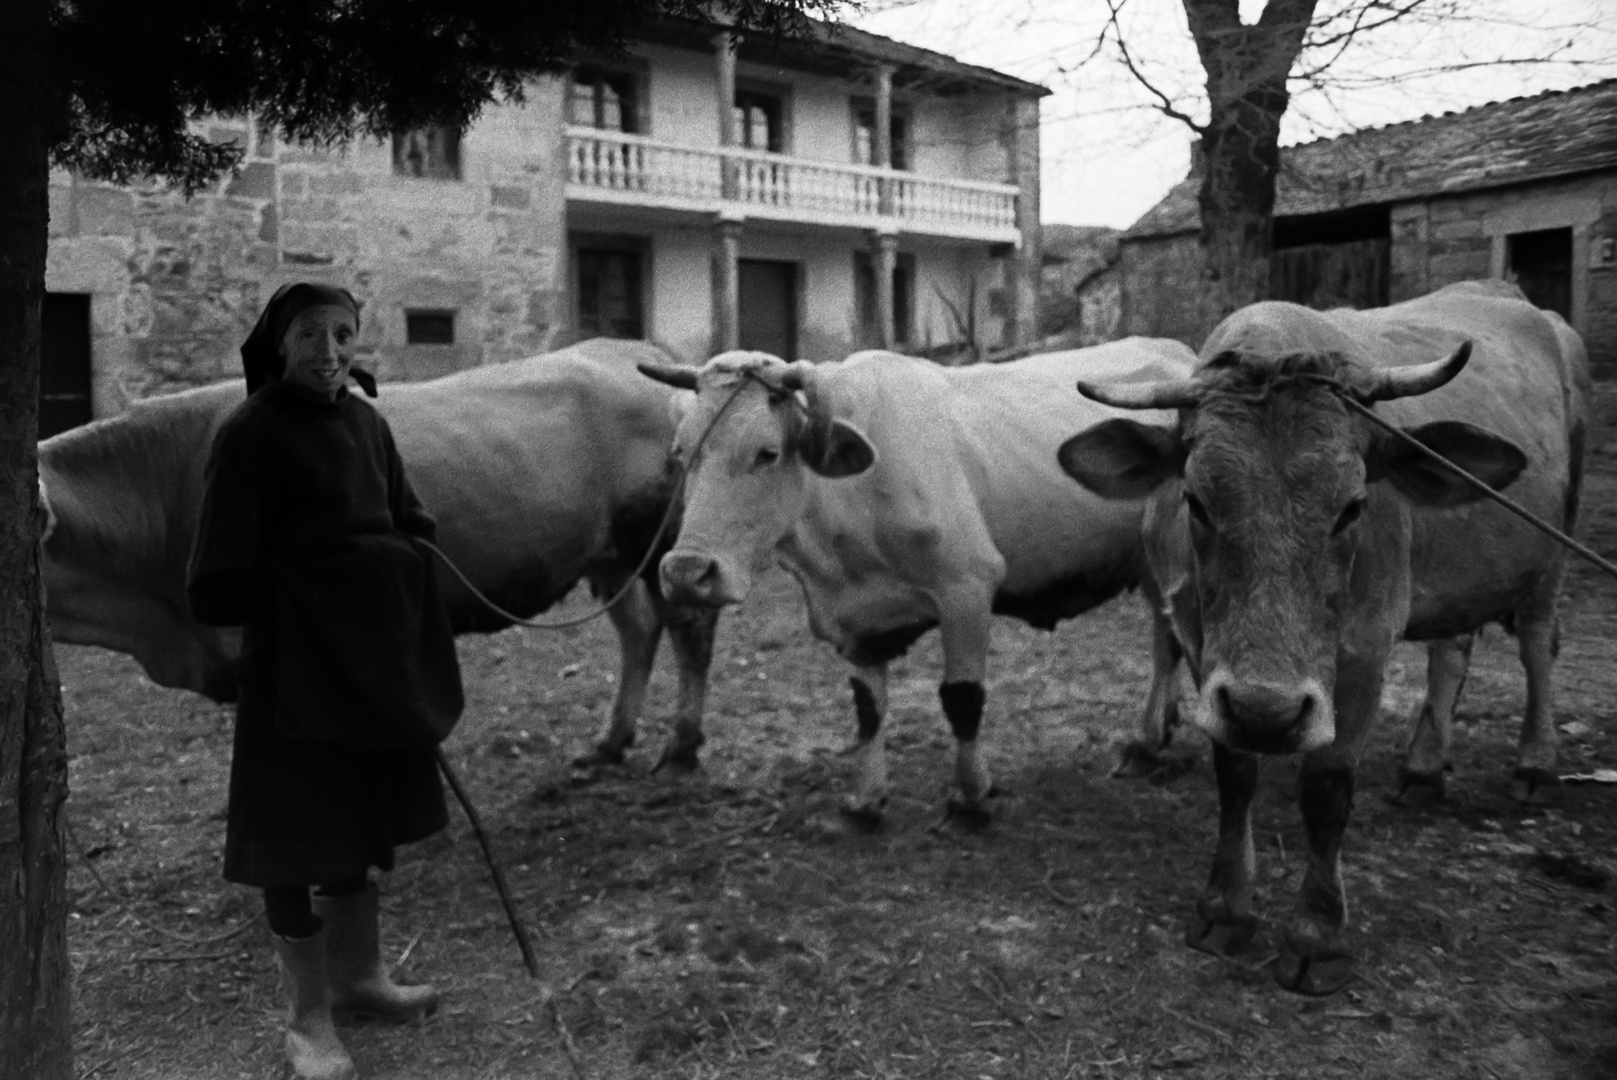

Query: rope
left=417, top=377, right=753, bottom=632
left=65, top=817, right=263, bottom=947
left=1294, top=374, right=1617, bottom=584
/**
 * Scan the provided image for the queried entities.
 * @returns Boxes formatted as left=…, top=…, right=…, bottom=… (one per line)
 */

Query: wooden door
left=738, top=259, right=798, bottom=360
left=41, top=293, right=92, bottom=439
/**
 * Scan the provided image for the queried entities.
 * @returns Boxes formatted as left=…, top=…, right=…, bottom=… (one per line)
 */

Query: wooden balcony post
left=713, top=214, right=743, bottom=353
left=714, top=30, right=739, bottom=202
left=872, top=229, right=898, bottom=350
left=873, top=64, right=894, bottom=217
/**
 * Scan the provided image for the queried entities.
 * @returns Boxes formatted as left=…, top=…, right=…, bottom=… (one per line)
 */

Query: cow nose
left=660, top=551, right=722, bottom=602
left=1218, top=680, right=1313, bottom=734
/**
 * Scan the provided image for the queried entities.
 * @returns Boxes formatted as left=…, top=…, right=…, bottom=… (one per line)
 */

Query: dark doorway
left=575, top=246, right=646, bottom=339
left=41, top=293, right=93, bottom=439
left=1508, top=228, right=1573, bottom=320
left=738, top=259, right=798, bottom=360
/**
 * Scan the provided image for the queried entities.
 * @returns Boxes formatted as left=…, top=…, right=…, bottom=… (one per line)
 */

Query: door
left=1508, top=228, right=1572, bottom=320
left=738, top=259, right=797, bottom=360
left=41, top=293, right=93, bottom=439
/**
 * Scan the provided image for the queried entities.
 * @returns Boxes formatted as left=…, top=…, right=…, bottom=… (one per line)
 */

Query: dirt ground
left=60, top=388, right=1617, bottom=1080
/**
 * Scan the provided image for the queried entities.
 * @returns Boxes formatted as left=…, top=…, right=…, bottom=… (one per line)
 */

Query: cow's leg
left=839, top=663, right=891, bottom=827
left=655, top=603, right=718, bottom=771
left=1275, top=658, right=1380, bottom=996
left=1510, top=606, right=1562, bottom=805
left=1397, top=634, right=1472, bottom=803
left=1114, top=603, right=1185, bottom=779
left=575, top=577, right=663, bottom=767
left=1185, top=743, right=1259, bottom=957
left=937, top=600, right=995, bottom=822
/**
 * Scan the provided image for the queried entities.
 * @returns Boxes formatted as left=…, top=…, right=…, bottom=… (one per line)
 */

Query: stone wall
left=45, top=82, right=569, bottom=416
left=1117, top=232, right=1204, bottom=348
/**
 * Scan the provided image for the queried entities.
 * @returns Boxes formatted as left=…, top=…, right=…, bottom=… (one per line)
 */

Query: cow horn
left=771, top=360, right=815, bottom=394
left=638, top=361, right=699, bottom=391
left=1076, top=377, right=1203, bottom=411
left=1358, top=340, right=1472, bottom=403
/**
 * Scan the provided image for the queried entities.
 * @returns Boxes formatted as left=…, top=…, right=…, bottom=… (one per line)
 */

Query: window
left=734, top=89, right=784, bottom=152
left=571, top=68, right=641, bottom=133
left=575, top=245, right=646, bottom=340
left=405, top=309, right=456, bottom=345
left=854, top=250, right=915, bottom=347
left=1507, top=227, right=1573, bottom=321
left=392, top=125, right=462, bottom=180
left=852, top=101, right=911, bottom=170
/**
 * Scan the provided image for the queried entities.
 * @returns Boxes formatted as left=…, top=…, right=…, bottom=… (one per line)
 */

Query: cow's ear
left=638, top=362, right=699, bottom=391
left=1367, top=420, right=1527, bottom=507
left=805, top=418, right=877, bottom=478
left=1058, top=419, right=1184, bottom=499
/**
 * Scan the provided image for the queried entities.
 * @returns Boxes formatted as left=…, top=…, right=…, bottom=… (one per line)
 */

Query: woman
left=188, top=282, right=463, bottom=1080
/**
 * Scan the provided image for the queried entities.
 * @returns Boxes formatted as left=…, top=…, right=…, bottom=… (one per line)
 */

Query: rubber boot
left=314, top=883, right=438, bottom=1023
left=272, top=929, right=358, bottom=1080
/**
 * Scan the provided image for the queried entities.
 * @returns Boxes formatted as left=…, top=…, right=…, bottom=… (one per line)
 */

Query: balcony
left=565, top=127, right=1021, bottom=244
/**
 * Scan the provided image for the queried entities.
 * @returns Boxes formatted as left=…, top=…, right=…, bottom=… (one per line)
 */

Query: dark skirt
left=223, top=626, right=448, bottom=888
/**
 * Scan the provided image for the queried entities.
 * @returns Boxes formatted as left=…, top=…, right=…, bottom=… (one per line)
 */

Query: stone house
left=1115, top=79, right=1617, bottom=373
left=42, top=17, right=1047, bottom=436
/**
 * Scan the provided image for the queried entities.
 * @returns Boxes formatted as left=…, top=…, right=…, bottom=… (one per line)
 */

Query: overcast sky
left=847, top=0, right=1617, bottom=229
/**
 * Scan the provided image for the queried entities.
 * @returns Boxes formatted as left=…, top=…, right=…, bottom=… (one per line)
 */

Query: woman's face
left=279, top=304, right=357, bottom=401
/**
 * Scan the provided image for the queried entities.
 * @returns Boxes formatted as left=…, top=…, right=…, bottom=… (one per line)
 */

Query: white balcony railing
left=565, top=127, right=1020, bottom=243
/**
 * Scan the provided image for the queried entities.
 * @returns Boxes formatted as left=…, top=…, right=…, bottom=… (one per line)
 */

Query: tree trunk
left=0, top=1, right=74, bottom=1076
left=1183, top=0, right=1318, bottom=338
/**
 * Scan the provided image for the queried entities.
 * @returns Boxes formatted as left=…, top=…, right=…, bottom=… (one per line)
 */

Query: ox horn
left=1076, top=377, right=1203, bottom=411
left=1357, top=340, right=1472, bottom=403
left=771, top=360, right=816, bottom=395
left=637, top=361, right=699, bottom=391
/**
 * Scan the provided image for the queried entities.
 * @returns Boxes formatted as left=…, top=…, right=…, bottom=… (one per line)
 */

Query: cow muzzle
left=1193, top=668, right=1334, bottom=755
left=659, top=550, right=748, bottom=607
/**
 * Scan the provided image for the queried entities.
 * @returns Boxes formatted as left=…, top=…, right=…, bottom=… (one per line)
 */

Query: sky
left=847, top=0, right=1617, bottom=229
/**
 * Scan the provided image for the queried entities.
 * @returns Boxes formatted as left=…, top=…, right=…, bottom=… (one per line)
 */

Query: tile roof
left=1124, top=78, right=1617, bottom=239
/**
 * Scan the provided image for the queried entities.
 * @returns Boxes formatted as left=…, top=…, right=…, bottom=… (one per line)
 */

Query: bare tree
left=1092, top=0, right=1613, bottom=333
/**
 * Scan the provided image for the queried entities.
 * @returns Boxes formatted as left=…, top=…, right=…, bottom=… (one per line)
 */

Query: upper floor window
left=852, top=101, right=911, bottom=171
left=393, top=125, right=462, bottom=180
left=734, top=89, right=785, bottom=152
left=571, top=67, right=641, bottom=134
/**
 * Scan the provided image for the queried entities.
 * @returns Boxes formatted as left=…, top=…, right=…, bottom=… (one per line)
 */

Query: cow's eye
left=754, top=447, right=781, bottom=469
left=1184, top=491, right=1212, bottom=530
left=1332, top=497, right=1366, bottom=535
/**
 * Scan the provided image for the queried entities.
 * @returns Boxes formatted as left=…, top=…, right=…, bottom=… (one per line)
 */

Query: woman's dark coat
left=187, top=380, right=460, bottom=887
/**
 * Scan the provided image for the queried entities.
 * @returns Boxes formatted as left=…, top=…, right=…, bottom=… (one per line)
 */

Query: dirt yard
left=60, top=389, right=1617, bottom=1080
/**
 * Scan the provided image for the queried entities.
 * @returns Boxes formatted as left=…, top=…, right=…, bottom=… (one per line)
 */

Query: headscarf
left=240, top=282, right=377, bottom=397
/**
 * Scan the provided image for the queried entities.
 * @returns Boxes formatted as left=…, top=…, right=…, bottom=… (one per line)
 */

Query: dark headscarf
left=240, top=282, right=377, bottom=397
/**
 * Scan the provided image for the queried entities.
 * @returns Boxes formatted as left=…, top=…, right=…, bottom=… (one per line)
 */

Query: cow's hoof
left=1510, top=767, right=1563, bottom=806
left=1273, top=943, right=1353, bottom=996
left=944, top=796, right=993, bottom=830
left=1185, top=908, right=1257, bottom=957
left=571, top=743, right=628, bottom=769
left=1111, top=741, right=1163, bottom=779
left=653, top=742, right=703, bottom=774
left=1392, top=763, right=1446, bottom=807
left=838, top=796, right=887, bottom=831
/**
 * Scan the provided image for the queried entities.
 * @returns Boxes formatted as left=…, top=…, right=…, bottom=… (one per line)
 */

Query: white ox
left=1058, top=280, right=1589, bottom=994
left=639, top=339, right=1198, bottom=823
left=41, top=338, right=718, bottom=768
